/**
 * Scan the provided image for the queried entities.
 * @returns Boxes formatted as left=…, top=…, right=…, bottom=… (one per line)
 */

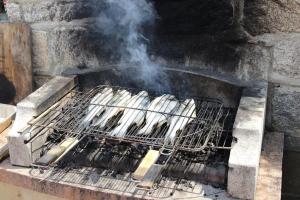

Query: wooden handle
left=35, top=137, right=78, bottom=166
left=136, top=164, right=164, bottom=190
left=132, top=149, right=160, bottom=180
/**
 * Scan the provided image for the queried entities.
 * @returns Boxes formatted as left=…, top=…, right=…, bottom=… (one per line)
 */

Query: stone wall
left=245, top=0, right=300, bottom=35
left=6, top=0, right=107, bottom=77
left=6, top=0, right=102, bottom=23
left=257, top=33, right=300, bottom=137
left=30, top=19, right=109, bottom=76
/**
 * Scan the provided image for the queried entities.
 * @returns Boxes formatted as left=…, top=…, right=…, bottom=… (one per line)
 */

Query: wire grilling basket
left=25, top=85, right=235, bottom=172
left=27, top=85, right=230, bottom=150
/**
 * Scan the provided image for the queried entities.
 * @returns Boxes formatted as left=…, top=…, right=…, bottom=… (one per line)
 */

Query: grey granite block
left=8, top=76, right=76, bottom=166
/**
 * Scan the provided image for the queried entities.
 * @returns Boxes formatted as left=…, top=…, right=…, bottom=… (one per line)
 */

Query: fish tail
left=98, top=119, right=107, bottom=128
left=109, top=128, right=118, bottom=136
left=171, top=137, right=176, bottom=145
left=79, top=120, right=89, bottom=128
left=138, top=125, right=152, bottom=135
left=110, top=125, right=121, bottom=136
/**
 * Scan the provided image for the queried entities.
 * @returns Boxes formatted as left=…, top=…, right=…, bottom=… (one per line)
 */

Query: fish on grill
left=92, top=89, right=131, bottom=128
left=80, top=87, right=113, bottom=127
left=137, top=94, right=179, bottom=135
left=164, top=99, right=196, bottom=145
left=110, top=91, right=150, bottom=137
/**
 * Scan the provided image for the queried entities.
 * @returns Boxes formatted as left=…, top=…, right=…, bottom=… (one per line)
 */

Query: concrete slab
left=0, top=182, right=66, bottom=200
left=228, top=82, right=268, bottom=199
left=0, top=158, right=235, bottom=200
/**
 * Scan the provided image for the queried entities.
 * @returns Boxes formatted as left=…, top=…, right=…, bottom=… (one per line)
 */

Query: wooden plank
left=0, top=117, right=11, bottom=134
left=136, top=164, right=164, bottom=190
left=0, top=23, right=32, bottom=104
left=35, top=137, right=78, bottom=166
left=0, top=125, right=11, bottom=161
left=255, top=132, right=284, bottom=200
left=0, top=104, right=15, bottom=133
left=53, top=139, right=80, bottom=164
left=132, top=149, right=160, bottom=180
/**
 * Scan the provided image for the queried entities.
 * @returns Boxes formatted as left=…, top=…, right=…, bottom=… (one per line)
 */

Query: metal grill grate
left=26, top=85, right=231, bottom=155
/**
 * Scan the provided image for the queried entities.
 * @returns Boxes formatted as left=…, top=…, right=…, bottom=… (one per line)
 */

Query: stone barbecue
left=8, top=67, right=267, bottom=200
left=3, top=0, right=300, bottom=199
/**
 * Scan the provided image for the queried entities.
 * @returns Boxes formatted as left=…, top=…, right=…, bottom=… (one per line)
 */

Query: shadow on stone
left=0, top=74, right=16, bottom=104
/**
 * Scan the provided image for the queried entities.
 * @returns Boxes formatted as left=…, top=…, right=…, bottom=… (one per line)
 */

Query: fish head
left=161, top=94, right=176, bottom=100
left=102, top=87, right=113, bottom=93
left=184, top=99, right=197, bottom=118
left=137, top=91, right=149, bottom=97
left=183, top=99, right=195, bottom=105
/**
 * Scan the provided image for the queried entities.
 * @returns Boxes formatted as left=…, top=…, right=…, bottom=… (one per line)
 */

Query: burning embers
left=28, top=85, right=234, bottom=189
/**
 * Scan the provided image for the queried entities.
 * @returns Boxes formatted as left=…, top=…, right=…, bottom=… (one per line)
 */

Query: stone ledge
left=8, top=76, right=76, bottom=167
left=16, top=76, right=76, bottom=117
left=0, top=158, right=234, bottom=200
left=228, top=82, right=267, bottom=200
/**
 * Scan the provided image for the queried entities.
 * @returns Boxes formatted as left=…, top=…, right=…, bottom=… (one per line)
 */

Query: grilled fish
left=137, top=94, right=179, bottom=135
left=110, top=91, right=150, bottom=137
left=81, top=87, right=113, bottom=126
left=92, top=89, right=131, bottom=128
left=164, top=99, right=196, bottom=145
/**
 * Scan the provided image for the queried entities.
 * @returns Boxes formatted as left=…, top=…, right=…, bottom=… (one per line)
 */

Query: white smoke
left=97, top=0, right=170, bottom=92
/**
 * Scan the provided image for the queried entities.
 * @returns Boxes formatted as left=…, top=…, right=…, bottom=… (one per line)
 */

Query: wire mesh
left=26, top=85, right=231, bottom=154
left=25, top=85, right=237, bottom=192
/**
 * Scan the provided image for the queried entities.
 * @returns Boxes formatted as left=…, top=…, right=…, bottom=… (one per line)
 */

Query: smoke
left=97, top=0, right=170, bottom=92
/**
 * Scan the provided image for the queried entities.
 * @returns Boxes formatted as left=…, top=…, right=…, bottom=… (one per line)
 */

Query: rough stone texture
left=7, top=0, right=300, bottom=36
left=30, top=19, right=111, bottom=75
left=235, top=44, right=272, bottom=82
left=31, top=29, right=49, bottom=74
left=245, top=0, right=300, bottom=35
left=254, top=33, right=300, bottom=139
left=259, top=33, right=300, bottom=83
left=5, top=0, right=274, bottom=82
left=271, top=84, right=300, bottom=137
left=6, top=0, right=102, bottom=23
left=153, top=35, right=272, bottom=84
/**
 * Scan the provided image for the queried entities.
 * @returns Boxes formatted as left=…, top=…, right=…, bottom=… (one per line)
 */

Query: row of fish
left=81, top=87, right=196, bottom=144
